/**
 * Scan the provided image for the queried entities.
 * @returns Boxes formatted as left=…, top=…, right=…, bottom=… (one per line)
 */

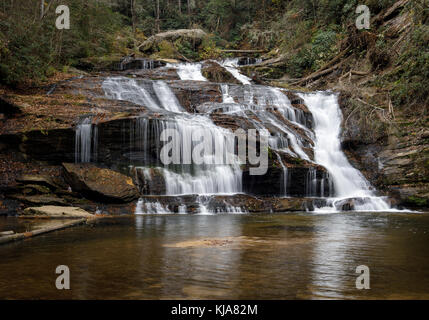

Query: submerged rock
left=23, top=206, right=93, bottom=218
left=62, top=163, right=139, bottom=203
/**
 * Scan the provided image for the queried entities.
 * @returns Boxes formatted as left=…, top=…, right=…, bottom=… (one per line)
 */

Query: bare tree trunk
left=187, top=0, right=191, bottom=27
left=131, top=0, right=137, bottom=49
left=156, top=0, right=160, bottom=33
left=178, top=0, right=181, bottom=14
left=40, top=0, right=44, bottom=19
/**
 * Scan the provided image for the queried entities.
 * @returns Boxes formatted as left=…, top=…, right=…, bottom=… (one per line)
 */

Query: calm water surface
left=0, top=211, right=429, bottom=299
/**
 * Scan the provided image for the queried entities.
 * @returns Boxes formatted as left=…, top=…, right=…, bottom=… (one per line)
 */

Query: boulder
left=201, top=61, right=241, bottom=84
left=62, top=163, right=139, bottom=203
left=23, top=206, right=93, bottom=218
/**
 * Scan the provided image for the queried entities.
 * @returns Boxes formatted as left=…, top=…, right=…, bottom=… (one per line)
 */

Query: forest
left=1, top=0, right=427, bottom=109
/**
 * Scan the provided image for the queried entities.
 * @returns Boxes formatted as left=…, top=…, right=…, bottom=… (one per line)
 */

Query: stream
left=1, top=212, right=428, bottom=299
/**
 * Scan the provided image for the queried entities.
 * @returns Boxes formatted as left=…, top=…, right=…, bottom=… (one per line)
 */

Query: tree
left=131, top=0, right=137, bottom=48
left=156, top=0, right=160, bottom=33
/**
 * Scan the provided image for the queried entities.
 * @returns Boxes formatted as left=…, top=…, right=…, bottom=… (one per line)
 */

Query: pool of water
left=1, top=211, right=429, bottom=299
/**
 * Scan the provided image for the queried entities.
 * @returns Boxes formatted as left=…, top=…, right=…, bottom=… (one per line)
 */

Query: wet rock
left=133, top=167, right=167, bottom=195
left=62, top=163, right=139, bottom=203
left=19, top=129, right=76, bottom=163
left=137, top=194, right=324, bottom=213
left=124, top=67, right=180, bottom=80
left=237, top=57, right=261, bottom=66
left=333, top=198, right=355, bottom=211
left=168, top=80, right=222, bottom=112
left=9, top=194, right=67, bottom=206
left=243, top=161, right=332, bottom=197
left=112, top=58, right=165, bottom=71
left=16, top=174, right=67, bottom=191
left=19, top=184, right=51, bottom=195
left=201, top=61, right=241, bottom=84
left=23, top=206, right=93, bottom=218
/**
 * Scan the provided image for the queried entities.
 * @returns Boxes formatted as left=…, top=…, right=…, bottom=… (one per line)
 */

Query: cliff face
left=339, top=92, right=429, bottom=209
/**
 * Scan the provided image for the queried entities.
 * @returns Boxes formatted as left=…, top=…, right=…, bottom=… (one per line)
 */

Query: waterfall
left=220, top=83, right=312, bottom=160
left=167, top=62, right=208, bottom=81
left=103, top=77, right=243, bottom=196
left=75, top=117, right=97, bottom=163
left=135, top=198, right=172, bottom=215
left=218, top=58, right=252, bottom=85
left=101, top=59, right=398, bottom=214
left=299, top=92, right=391, bottom=211
left=306, top=167, right=317, bottom=197
left=102, top=77, right=186, bottom=112
left=275, top=152, right=289, bottom=196
left=131, top=116, right=243, bottom=195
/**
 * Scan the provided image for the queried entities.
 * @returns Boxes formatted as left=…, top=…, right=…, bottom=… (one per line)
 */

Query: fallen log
left=0, top=231, right=14, bottom=236
left=138, top=29, right=207, bottom=51
left=292, top=55, right=353, bottom=86
left=219, top=49, right=267, bottom=53
left=0, top=219, right=86, bottom=245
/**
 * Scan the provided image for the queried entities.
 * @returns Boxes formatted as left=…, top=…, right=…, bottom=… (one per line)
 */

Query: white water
left=102, top=76, right=243, bottom=196
left=75, top=117, right=97, bottom=163
left=100, top=60, right=398, bottom=214
left=135, top=198, right=172, bottom=215
left=219, top=58, right=252, bottom=85
left=167, top=62, right=208, bottom=81
left=299, top=92, right=391, bottom=211
left=102, top=77, right=185, bottom=113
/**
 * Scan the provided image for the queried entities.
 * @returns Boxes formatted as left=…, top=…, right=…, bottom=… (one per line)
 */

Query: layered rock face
left=4, top=56, right=398, bottom=215
left=339, top=93, right=429, bottom=209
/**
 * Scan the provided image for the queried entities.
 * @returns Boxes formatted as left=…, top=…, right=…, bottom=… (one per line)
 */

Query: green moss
left=404, top=196, right=428, bottom=207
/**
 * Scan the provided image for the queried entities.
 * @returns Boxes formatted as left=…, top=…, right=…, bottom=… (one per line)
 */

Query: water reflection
left=0, top=212, right=428, bottom=299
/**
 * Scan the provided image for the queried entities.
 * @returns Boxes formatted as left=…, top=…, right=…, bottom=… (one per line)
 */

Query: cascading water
left=299, top=92, right=391, bottom=211
left=97, top=59, right=397, bottom=214
left=75, top=117, right=97, bottom=163
left=101, top=74, right=244, bottom=214
left=167, top=62, right=208, bottom=81
left=218, top=58, right=252, bottom=85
